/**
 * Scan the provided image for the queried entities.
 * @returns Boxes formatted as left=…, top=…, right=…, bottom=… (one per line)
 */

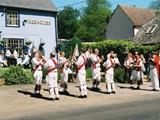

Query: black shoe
left=64, top=91, right=70, bottom=95
left=49, top=98, right=55, bottom=101
left=106, top=92, right=111, bottom=94
left=136, top=86, right=140, bottom=90
left=59, top=91, right=64, bottom=95
left=96, top=87, right=101, bottom=91
left=55, top=98, right=60, bottom=100
left=84, top=95, right=87, bottom=98
left=154, top=89, right=159, bottom=92
left=91, top=87, right=96, bottom=91
left=130, top=86, right=134, bottom=89
left=111, top=91, right=116, bottom=94
left=79, top=95, right=84, bottom=98
left=34, top=93, right=42, bottom=97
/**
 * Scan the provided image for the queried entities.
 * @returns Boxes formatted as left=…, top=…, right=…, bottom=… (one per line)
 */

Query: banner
left=73, top=44, right=79, bottom=57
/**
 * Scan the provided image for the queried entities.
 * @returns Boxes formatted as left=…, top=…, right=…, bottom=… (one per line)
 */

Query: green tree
left=64, top=37, right=83, bottom=58
left=148, top=0, right=160, bottom=10
left=75, top=0, right=112, bottom=42
left=58, top=6, right=80, bottom=39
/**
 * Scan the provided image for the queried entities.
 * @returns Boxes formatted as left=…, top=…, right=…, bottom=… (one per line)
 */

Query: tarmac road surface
left=19, top=96, right=160, bottom=120
left=0, top=79, right=160, bottom=120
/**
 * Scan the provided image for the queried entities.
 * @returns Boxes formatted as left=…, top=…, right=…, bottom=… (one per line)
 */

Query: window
left=4, top=38, right=24, bottom=57
left=146, top=24, right=158, bottom=34
left=6, top=9, right=19, bottom=27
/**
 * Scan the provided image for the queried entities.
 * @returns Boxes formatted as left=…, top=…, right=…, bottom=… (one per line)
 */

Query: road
left=0, top=80, right=160, bottom=120
left=25, top=96, right=160, bottom=120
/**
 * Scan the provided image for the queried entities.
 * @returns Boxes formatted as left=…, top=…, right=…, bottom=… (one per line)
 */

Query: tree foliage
left=148, top=0, right=160, bottom=10
left=75, top=0, right=112, bottom=42
left=58, top=6, right=80, bottom=39
left=60, top=37, right=83, bottom=58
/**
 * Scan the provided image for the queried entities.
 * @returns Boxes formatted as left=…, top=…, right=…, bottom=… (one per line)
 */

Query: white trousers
left=92, top=68, right=101, bottom=81
left=61, top=69, right=69, bottom=83
left=105, top=72, right=115, bottom=92
left=150, top=68, right=159, bottom=90
left=78, top=70, right=87, bottom=96
left=130, top=70, right=142, bottom=81
left=33, top=71, right=42, bottom=85
left=46, top=72, right=59, bottom=98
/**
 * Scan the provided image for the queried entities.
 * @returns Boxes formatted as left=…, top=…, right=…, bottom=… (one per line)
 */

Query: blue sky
left=52, top=0, right=153, bottom=11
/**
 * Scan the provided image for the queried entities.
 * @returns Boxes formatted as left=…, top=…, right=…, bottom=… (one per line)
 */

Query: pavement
left=0, top=77, right=160, bottom=120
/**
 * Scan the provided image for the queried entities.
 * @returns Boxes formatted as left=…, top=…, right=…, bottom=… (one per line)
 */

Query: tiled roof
left=0, top=0, right=58, bottom=12
left=132, top=12, right=160, bottom=44
left=119, top=5, right=157, bottom=26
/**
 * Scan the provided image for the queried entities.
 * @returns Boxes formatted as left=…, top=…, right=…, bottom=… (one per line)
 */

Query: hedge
left=83, top=40, right=160, bottom=64
left=0, top=66, right=34, bottom=85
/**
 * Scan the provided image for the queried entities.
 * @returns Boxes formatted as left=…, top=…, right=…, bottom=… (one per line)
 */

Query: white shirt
left=44, top=58, right=58, bottom=72
left=76, top=54, right=86, bottom=70
left=85, top=51, right=91, bottom=59
left=114, top=58, right=120, bottom=65
left=91, top=54, right=100, bottom=68
left=32, top=57, right=43, bottom=70
left=103, top=58, right=115, bottom=74
left=13, top=50, right=18, bottom=58
left=124, top=57, right=133, bottom=67
left=107, top=53, right=111, bottom=60
left=6, top=49, right=11, bottom=57
left=58, top=56, right=67, bottom=71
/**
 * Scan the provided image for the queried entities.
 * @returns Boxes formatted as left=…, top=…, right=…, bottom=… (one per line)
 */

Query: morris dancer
left=32, top=51, right=45, bottom=95
left=149, top=52, right=159, bottom=91
left=130, top=54, right=143, bottom=89
left=90, top=48, right=104, bottom=90
left=44, top=51, right=59, bottom=100
left=58, top=52, right=69, bottom=94
left=103, top=54, right=116, bottom=94
left=75, top=48, right=87, bottom=98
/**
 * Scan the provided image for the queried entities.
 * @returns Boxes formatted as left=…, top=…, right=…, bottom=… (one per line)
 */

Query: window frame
left=3, top=38, right=24, bottom=57
left=5, top=9, right=20, bottom=27
left=146, top=24, right=158, bottom=34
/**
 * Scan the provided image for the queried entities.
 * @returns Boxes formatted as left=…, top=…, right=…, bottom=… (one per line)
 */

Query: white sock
left=54, top=87, right=59, bottom=98
left=84, top=85, right=87, bottom=96
left=49, top=88, right=55, bottom=98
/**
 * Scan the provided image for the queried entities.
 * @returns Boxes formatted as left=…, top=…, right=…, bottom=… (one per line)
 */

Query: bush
left=86, top=68, right=92, bottom=81
left=83, top=40, right=160, bottom=64
left=3, top=66, right=34, bottom=85
left=114, top=67, right=125, bottom=83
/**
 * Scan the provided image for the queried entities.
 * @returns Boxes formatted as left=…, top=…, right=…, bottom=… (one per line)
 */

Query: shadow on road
left=118, top=86, right=153, bottom=91
left=17, top=90, right=55, bottom=101
left=87, top=87, right=107, bottom=94
left=60, top=92, right=80, bottom=98
left=44, top=88, right=81, bottom=99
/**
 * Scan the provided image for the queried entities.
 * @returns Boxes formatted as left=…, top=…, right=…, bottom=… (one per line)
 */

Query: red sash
left=92, top=55, right=98, bottom=69
left=106, top=59, right=115, bottom=71
left=33, top=64, right=41, bottom=74
left=46, top=58, right=58, bottom=75
left=136, top=59, right=142, bottom=71
left=77, top=55, right=86, bottom=73
left=33, top=58, right=42, bottom=74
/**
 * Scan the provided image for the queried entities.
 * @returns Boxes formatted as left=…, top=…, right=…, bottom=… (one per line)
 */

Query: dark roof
left=0, top=0, right=58, bottom=12
left=132, top=12, right=160, bottom=44
left=119, top=5, right=157, bottom=26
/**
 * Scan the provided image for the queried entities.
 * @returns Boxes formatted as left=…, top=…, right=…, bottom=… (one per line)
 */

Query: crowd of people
left=0, top=48, right=30, bottom=68
left=30, top=47, right=160, bottom=100
left=0, top=47, right=160, bottom=100
left=123, top=50, right=160, bottom=91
